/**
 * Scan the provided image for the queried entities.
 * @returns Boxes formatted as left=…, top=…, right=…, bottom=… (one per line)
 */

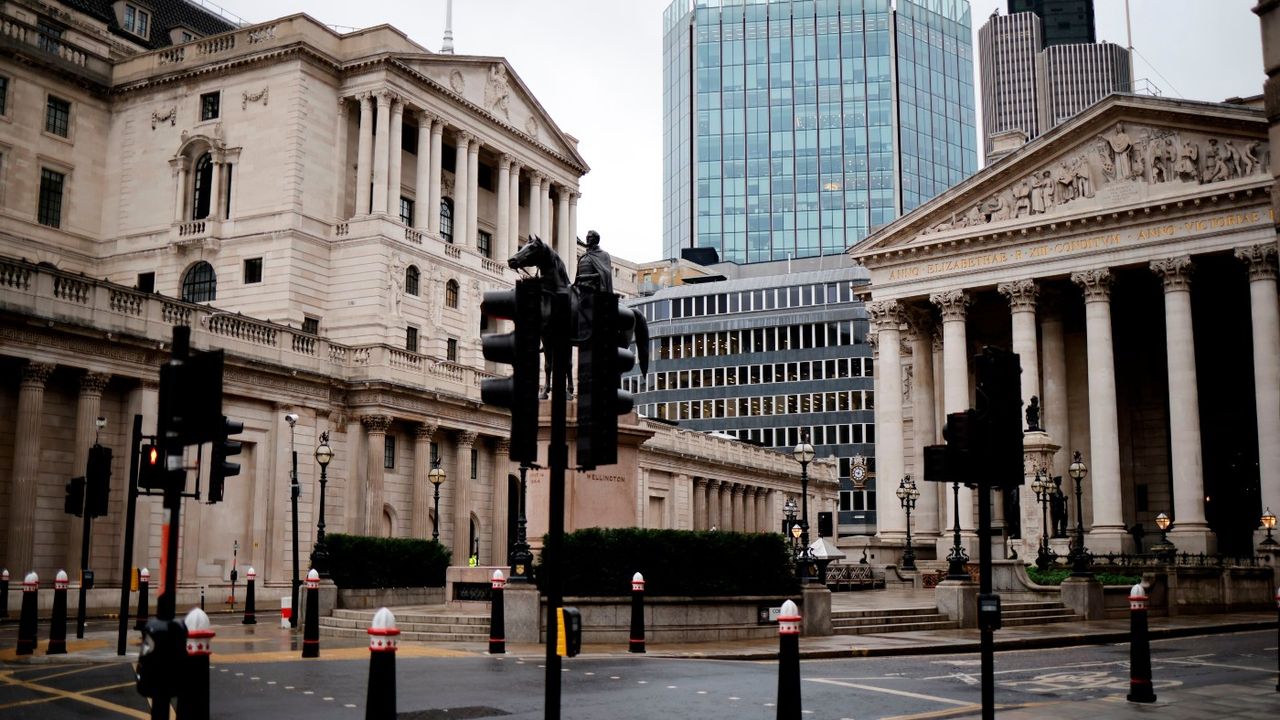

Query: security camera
left=285, top=413, right=299, bottom=426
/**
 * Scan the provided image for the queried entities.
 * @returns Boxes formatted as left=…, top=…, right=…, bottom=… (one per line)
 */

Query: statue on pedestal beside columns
left=573, top=230, right=613, bottom=294
left=1025, top=396, right=1041, bottom=432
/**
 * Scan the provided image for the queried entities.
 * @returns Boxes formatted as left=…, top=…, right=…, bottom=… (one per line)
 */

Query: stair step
left=320, top=626, right=488, bottom=642
left=835, top=620, right=958, bottom=635
left=320, top=618, right=490, bottom=634
left=1001, top=614, right=1081, bottom=628
left=833, top=613, right=953, bottom=628
left=832, top=607, right=942, bottom=619
left=1000, top=608, right=1076, bottom=619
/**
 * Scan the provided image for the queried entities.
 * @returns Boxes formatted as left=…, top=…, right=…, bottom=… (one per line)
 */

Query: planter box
left=337, top=587, right=443, bottom=609
left=538, top=594, right=800, bottom=644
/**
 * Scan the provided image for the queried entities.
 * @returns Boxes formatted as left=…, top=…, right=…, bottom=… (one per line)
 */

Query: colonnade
left=691, top=478, right=777, bottom=533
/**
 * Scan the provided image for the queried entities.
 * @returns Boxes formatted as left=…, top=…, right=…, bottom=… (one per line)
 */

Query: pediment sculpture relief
left=484, top=63, right=511, bottom=120
left=921, top=124, right=1268, bottom=237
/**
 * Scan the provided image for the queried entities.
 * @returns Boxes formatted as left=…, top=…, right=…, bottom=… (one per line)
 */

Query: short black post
left=1127, top=583, right=1156, bottom=703
left=1274, top=584, right=1278, bottom=692
left=242, top=567, right=257, bottom=625
left=629, top=572, right=646, bottom=654
left=16, top=572, right=38, bottom=656
left=47, top=570, right=69, bottom=655
left=1, top=568, right=9, bottom=622
left=200, top=586, right=205, bottom=612
left=366, top=607, right=399, bottom=720
left=302, top=569, right=320, bottom=658
left=776, top=599, right=801, bottom=720
left=488, top=570, right=505, bottom=655
left=179, top=607, right=214, bottom=720
left=134, top=567, right=150, bottom=631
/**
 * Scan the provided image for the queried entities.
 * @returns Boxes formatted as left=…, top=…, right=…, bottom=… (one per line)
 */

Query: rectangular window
left=399, top=196, right=413, bottom=225
left=200, top=92, right=220, bottom=121
left=446, top=337, right=458, bottom=362
left=384, top=434, right=396, bottom=469
left=430, top=441, right=440, bottom=465
left=0, top=76, right=8, bottom=116
left=45, top=96, right=70, bottom=137
left=136, top=272, right=155, bottom=293
left=123, top=5, right=150, bottom=36
left=37, top=20, right=62, bottom=54
left=470, top=448, right=478, bottom=479
left=406, top=326, right=419, bottom=352
left=243, top=257, right=263, bottom=284
left=477, top=230, right=492, bottom=258
left=302, top=316, right=319, bottom=335
left=37, top=168, right=64, bottom=227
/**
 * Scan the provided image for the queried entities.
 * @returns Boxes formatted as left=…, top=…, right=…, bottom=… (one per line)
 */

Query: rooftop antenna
left=441, top=0, right=454, bottom=54
left=1124, top=0, right=1135, bottom=92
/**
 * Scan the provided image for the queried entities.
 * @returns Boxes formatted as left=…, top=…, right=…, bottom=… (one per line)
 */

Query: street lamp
left=285, top=412, right=300, bottom=629
left=792, top=441, right=815, bottom=583
left=1261, top=508, right=1278, bottom=548
left=508, top=463, right=535, bottom=582
left=312, top=432, right=334, bottom=578
left=1066, top=451, right=1092, bottom=577
left=428, top=457, right=446, bottom=542
left=897, top=475, right=919, bottom=571
left=1152, top=512, right=1176, bottom=561
left=1031, top=471, right=1057, bottom=572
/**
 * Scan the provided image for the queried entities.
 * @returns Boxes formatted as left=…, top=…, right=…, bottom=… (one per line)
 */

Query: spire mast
left=441, top=0, right=454, bottom=54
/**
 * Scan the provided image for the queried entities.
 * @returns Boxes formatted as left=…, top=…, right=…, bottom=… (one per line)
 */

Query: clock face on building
left=852, top=465, right=866, bottom=481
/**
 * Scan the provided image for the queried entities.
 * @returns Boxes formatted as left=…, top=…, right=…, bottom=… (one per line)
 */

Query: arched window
left=445, top=279, right=459, bottom=309
left=192, top=153, right=213, bottom=220
left=405, top=265, right=420, bottom=296
left=440, top=198, right=454, bottom=243
left=181, top=261, right=217, bottom=302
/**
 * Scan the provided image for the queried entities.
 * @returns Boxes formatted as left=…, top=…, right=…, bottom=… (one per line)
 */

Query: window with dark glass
left=440, top=198, right=454, bottom=243
left=445, top=279, right=459, bottom=309
left=302, top=316, right=319, bottom=335
left=470, top=449, right=478, bottom=479
left=446, top=337, right=458, bottom=362
left=399, top=196, right=413, bottom=225
left=0, top=76, right=8, bottom=116
left=37, top=19, right=62, bottom=54
left=384, top=434, right=396, bottom=469
left=200, top=92, right=220, bottom=121
left=37, top=168, right=64, bottom=227
left=406, top=326, right=419, bottom=352
left=192, top=153, right=213, bottom=219
left=181, top=261, right=216, bottom=302
left=123, top=4, right=150, bottom=37
left=243, top=257, right=262, bottom=284
left=477, top=230, right=492, bottom=258
left=405, top=265, right=419, bottom=296
left=136, top=272, right=155, bottom=293
left=402, top=123, right=418, bottom=154
left=45, top=96, right=70, bottom=137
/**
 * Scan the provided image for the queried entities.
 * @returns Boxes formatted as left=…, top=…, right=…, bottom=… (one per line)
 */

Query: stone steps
left=320, top=606, right=492, bottom=642
left=832, top=600, right=1081, bottom=636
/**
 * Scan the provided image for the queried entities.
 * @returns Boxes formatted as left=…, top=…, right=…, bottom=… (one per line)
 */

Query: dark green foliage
left=1025, top=565, right=1141, bottom=587
left=540, top=528, right=799, bottom=596
left=317, top=533, right=450, bottom=588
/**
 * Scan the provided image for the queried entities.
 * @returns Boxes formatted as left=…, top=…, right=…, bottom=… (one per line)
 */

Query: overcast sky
left=217, top=0, right=1264, bottom=263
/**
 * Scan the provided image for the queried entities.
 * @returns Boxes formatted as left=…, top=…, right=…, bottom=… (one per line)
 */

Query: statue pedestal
left=1019, top=430, right=1061, bottom=560
left=935, top=580, right=978, bottom=629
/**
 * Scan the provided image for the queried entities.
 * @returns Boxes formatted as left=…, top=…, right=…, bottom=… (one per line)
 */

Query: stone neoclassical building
left=851, top=92, right=1276, bottom=560
left=0, top=0, right=834, bottom=595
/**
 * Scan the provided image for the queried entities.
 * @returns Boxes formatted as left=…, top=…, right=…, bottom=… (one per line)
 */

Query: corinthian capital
left=1235, top=244, right=1279, bottom=281
left=361, top=414, right=392, bottom=433
left=997, top=279, right=1038, bottom=312
left=456, top=430, right=478, bottom=448
left=929, top=289, right=971, bottom=321
left=1150, top=256, right=1194, bottom=291
left=21, top=362, right=55, bottom=387
left=455, top=129, right=475, bottom=147
left=416, top=422, right=438, bottom=441
left=866, top=299, right=905, bottom=332
left=1071, top=268, right=1113, bottom=302
left=79, top=371, right=111, bottom=395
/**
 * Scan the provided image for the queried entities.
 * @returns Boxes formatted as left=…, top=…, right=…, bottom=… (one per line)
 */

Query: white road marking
left=809, top=679, right=974, bottom=707
left=697, top=690, right=708, bottom=695
left=921, top=660, right=1127, bottom=681
left=267, top=681, right=276, bottom=685
left=1160, top=658, right=1279, bottom=674
left=344, top=704, right=356, bottom=708
left=728, top=696, right=740, bottom=700
left=284, top=686, right=294, bottom=690
left=667, top=685, right=678, bottom=689
left=637, top=680, right=647, bottom=684
left=303, top=691, right=314, bottom=695
left=584, top=672, right=594, bottom=676
left=323, top=697, right=333, bottom=701
left=610, top=676, right=620, bottom=680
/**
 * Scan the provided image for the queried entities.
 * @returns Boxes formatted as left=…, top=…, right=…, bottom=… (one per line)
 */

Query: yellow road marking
left=210, top=645, right=473, bottom=664
left=17, top=663, right=100, bottom=682
left=0, top=681, right=136, bottom=711
left=881, top=700, right=1060, bottom=720
left=0, top=670, right=152, bottom=718
left=809, top=678, right=975, bottom=707
left=0, top=639, right=109, bottom=662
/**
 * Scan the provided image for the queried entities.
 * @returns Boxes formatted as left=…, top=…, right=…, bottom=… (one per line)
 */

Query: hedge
left=1025, top=565, right=1142, bottom=587
left=315, top=533, right=451, bottom=588
left=539, top=527, right=799, bottom=597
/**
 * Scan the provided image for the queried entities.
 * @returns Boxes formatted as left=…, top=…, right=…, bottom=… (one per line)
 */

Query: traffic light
left=974, top=346, right=1023, bottom=489
left=85, top=444, right=112, bottom=517
left=924, top=410, right=979, bottom=486
left=64, top=476, right=85, bottom=516
left=136, top=617, right=186, bottom=699
left=207, top=417, right=243, bottom=504
left=576, top=290, right=637, bottom=469
left=138, top=443, right=165, bottom=491
left=556, top=606, right=582, bottom=657
left=480, top=278, right=543, bottom=465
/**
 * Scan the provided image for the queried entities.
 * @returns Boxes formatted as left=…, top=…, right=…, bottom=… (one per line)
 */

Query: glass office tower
left=662, top=0, right=978, bottom=263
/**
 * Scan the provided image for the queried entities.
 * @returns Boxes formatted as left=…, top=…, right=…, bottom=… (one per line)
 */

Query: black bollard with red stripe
left=776, top=599, right=801, bottom=719
left=488, top=570, right=505, bottom=654
left=366, top=607, right=399, bottom=720
left=16, top=572, right=38, bottom=656
left=47, top=570, right=69, bottom=655
left=242, top=567, right=257, bottom=625
left=1126, top=582, right=1156, bottom=703
left=302, top=569, right=320, bottom=658
left=134, top=567, right=150, bottom=631
left=179, top=607, right=215, bottom=720
left=629, top=572, right=646, bottom=654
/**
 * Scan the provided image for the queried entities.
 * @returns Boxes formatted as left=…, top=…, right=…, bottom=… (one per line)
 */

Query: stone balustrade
left=0, top=13, right=111, bottom=82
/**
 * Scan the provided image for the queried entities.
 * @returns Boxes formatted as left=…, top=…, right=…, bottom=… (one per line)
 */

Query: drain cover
left=397, top=708, right=512, bottom=719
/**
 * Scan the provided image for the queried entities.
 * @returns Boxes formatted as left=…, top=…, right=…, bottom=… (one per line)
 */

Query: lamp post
left=313, top=433, right=334, bottom=578
left=1031, top=471, right=1057, bottom=572
left=945, top=479, right=970, bottom=580
left=428, top=457, right=446, bottom=542
left=1260, top=508, right=1278, bottom=549
left=1152, top=512, right=1176, bottom=561
left=508, top=463, right=534, bottom=582
left=897, top=475, right=919, bottom=570
left=1066, top=451, right=1092, bottom=576
left=792, top=441, right=815, bottom=583
left=286, top=413, right=300, bottom=629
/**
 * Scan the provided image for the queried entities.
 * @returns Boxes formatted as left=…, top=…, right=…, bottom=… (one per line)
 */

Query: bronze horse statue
left=506, top=235, right=649, bottom=398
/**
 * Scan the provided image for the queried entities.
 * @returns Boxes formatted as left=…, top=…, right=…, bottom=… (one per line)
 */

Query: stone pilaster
left=907, top=313, right=940, bottom=537
left=467, top=137, right=480, bottom=248
left=356, top=94, right=374, bottom=216
left=568, top=192, right=579, bottom=250
left=371, top=91, right=392, bottom=215
left=428, top=117, right=444, bottom=234
left=8, top=362, right=54, bottom=573
left=387, top=97, right=404, bottom=216
left=452, top=131, right=473, bottom=246
left=706, top=479, right=721, bottom=529
left=453, top=430, right=478, bottom=562
left=1236, top=244, right=1280, bottom=538
left=693, top=478, right=707, bottom=531
left=411, top=423, right=437, bottom=538
left=361, top=415, right=392, bottom=536
left=67, top=371, right=111, bottom=571
left=492, top=438, right=511, bottom=564
left=528, top=173, right=543, bottom=241
left=719, top=481, right=733, bottom=532
left=556, top=189, right=571, bottom=261
left=508, top=163, right=522, bottom=250
left=731, top=484, right=745, bottom=532
left=414, top=111, right=433, bottom=230
left=496, top=155, right=512, bottom=260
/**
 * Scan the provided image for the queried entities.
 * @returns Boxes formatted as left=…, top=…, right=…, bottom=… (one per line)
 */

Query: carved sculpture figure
left=1072, top=157, right=1094, bottom=198
left=1176, top=139, right=1200, bottom=182
left=984, top=193, right=1009, bottom=222
left=1041, top=169, right=1055, bottom=208
left=1012, top=178, right=1031, bottom=217
left=1224, top=140, right=1243, bottom=179
left=1025, top=395, right=1041, bottom=432
left=1104, top=123, right=1134, bottom=180
left=1243, top=141, right=1262, bottom=175
left=1205, top=139, right=1230, bottom=183
left=573, top=230, right=614, bottom=294
left=1056, top=161, right=1076, bottom=203
left=1150, top=146, right=1167, bottom=184
left=485, top=63, right=511, bottom=119
left=965, top=203, right=984, bottom=227
left=390, top=256, right=407, bottom=317
left=1030, top=173, right=1047, bottom=214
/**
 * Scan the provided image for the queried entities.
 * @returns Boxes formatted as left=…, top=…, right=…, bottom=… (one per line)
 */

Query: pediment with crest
left=850, top=95, right=1269, bottom=259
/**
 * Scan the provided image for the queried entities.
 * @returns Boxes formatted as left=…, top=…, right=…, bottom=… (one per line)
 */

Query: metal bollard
left=134, top=567, right=150, bottom=631
left=179, top=608, right=214, bottom=720
left=302, top=569, right=320, bottom=658
left=1126, top=582, right=1156, bottom=703
left=489, top=570, right=505, bottom=655
left=366, top=607, right=399, bottom=720
left=242, top=567, right=257, bottom=625
left=280, top=594, right=292, bottom=629
left=1, top=568, right=9, bottom=622
left=16, top=572, right=38, bottom=656
left=776, top=599, right=801, bottom=720
left=629, top=571, right=646, bottom=654
left=47, top=570, right=69, bottom=655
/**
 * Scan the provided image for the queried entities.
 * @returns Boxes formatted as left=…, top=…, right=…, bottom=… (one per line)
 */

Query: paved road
left=1, top=629, right=1276, bottom=718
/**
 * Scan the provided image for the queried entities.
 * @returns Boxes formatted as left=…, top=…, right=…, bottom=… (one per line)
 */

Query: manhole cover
left=398, top=708, right=512, bottom=719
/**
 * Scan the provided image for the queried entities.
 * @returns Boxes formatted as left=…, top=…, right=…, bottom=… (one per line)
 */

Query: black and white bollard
left=488, top=570, right=505, bottom=655
left=134, top=567, right=150, bottom=631
left=629, top=571, right=646, bottom=654
left=179, top=607, right=214, bottom=720
left=242, top=567, right=257, bottom=625
left=1126, top=582, right=1156, bottom=703
left=302, top=569, right=320, bottom=658
left=776, top=599, right=801, bottom=719
left=1, top=568, right=9, bottom=622
left=47, top=570, right=69, bottom=655
left=16, top=572, right=38, bottom=656
left=365, top=607, right=399, bottom=720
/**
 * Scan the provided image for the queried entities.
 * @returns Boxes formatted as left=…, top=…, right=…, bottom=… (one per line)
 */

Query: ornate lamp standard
left=1260, top=508, right=1278, bottom=548
left=1152, top=512, right=1176, bottom=561
left=792, top=441, right=816, bottom=583
left=897, top=475, right=920, bottom=570
left=428, top=457, right=446, bottom=542
left=508, top=464, right=535, bottom=582
left=1066, top=451, right=1092, bottom=576
left=312, top=433, right=334, bottom=577
left=782, top=497, right=798, bottom=536
left=1031, top=471, right=1057, bottom=572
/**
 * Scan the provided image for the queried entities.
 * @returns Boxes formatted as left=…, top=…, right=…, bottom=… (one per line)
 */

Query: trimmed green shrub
left=316, top=533, right=450, bottom=588
left=1025, top=565, right=1141, bottom=587
left=540, top=527, right=799, bottom=597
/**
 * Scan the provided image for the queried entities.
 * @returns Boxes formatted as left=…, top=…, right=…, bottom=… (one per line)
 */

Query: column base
left=1059, top=576, right=1105, bottom=620
left=935, top=580, right=978, bottom=629
left=1169, top=525, right=1217, bottom=555
left=935, top=535, right=981, bottom=561
left=504, top=583, right=540, bottom=644
left=1085, top=526, right=1129, bottom=554
left=800, top=584, right=832, bottom=637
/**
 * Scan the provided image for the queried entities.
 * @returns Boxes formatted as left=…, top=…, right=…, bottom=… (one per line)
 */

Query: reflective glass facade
left=662, top=0, right=978, bottom=263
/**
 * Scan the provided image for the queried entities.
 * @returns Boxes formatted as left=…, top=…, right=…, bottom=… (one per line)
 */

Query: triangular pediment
left=396, top=55, right=587, bottom=171
left=851, top=94, right=1268, bottom=258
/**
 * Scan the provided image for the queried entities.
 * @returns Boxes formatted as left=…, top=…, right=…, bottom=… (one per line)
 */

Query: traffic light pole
left=157, top=327, right=190, bottom=622
left=117, top=413, right=143, bottom=655
left=75, top=500, right=92, bottom=639
left=978, top=480, right=995, bottom=720
left=544, top=291, right=570, bottom=720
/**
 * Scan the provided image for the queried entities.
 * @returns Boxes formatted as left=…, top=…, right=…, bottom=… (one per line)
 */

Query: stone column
left=1150, top=257, right=1213, bottom=552
left=453, top=431, right=478, bottom=562
left=8, top=362, right=54, bottom=573
left=541, top=181, right=553, bottom=240
left=757, top=488, right=771, bottom=534
left=732, top=484, right=746, bottom=532
left=210, top=157, right=223, bottom=220
left=467, top=138, right=480, bottom=248
left=335, top=98, right=350, bottom=217
left=414, top=112, right=432, bottom=230
left=412, top=423, right=437, bottom=538
left=173, top=160, right=189, bottom=223
left=496, top=155, right=511, bottom=260
left=1237, top=244, right=1280, bottom=535
left=356, top=94, right=374, bottom=216
left=452, top=132, right=472, bottom=245
left=868, top=300, right=907, bottom=539
left=362, top=415, right=391, bottom=536
left=1070, top=269, right=1126, bottom=551
left=706, top=480, right=721, bottom=529
left=557, top=189, right=570, bottom=261
left=493, top=439, right=510, bottom=564
left=693, top=478, right=707, bottom=530
left=720, top=482, right=733, bottom=532
left=371, top=92, right=391, bottom=215
left=998, top=279, right=1041, bottom=422
left=931, top=290, right=974, bottom=537
left=745, top=487, right=758, bottom=533
left=1039, top=295, right=1070, bottom=458
left=909, top=318, right=941, bottom=537
left=66, top=371, right=111, bottom=571
left=568, top=192, right=579, bottom=248
left=387, top=98, right=403, bottom=216
left=428, top=118, right=444, bottom=234
left=508, top=163, right=522, bottom=249
left=528, top=173, right=543, bottom=240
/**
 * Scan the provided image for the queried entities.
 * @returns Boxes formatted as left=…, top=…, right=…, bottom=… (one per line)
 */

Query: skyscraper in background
left=662, top=0, right=978, bottom=264
left=1007, top=0, right=1095, bottom=46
